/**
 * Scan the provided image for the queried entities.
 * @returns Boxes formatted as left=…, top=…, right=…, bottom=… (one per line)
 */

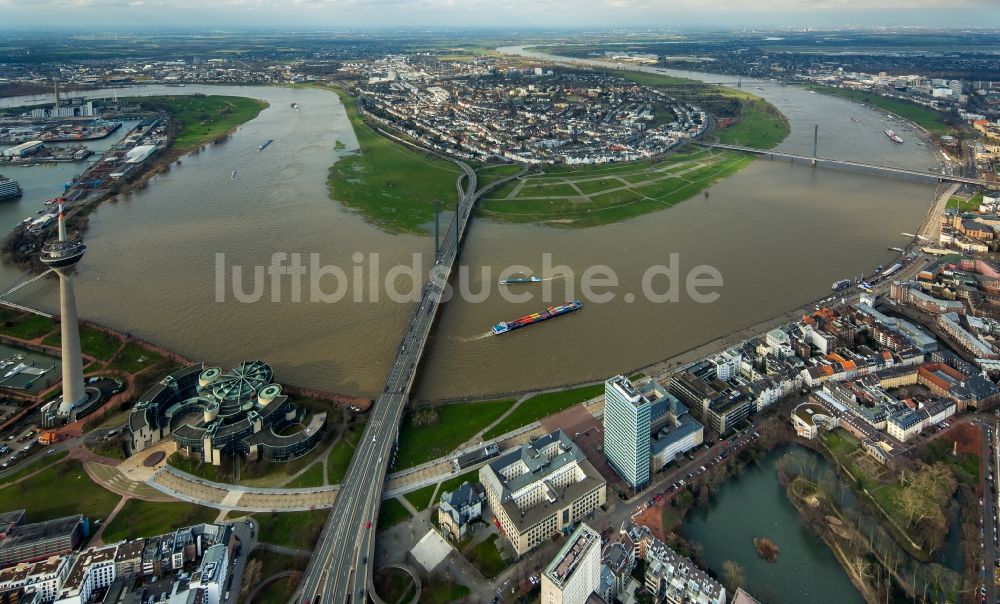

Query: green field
left=107, top=342, right=164, bottom=374
left=404, top=484, right=438, bottom=512
left=285, top=462, right=326, bottom=488
left=438, top=469, right=480, bottom=496
left=0, top=311, right=56, bottom=340
left=0, top=460, right=119, bottom=523
left=328, top=420, right=366, bottom=484
left=801, top=84, right=952, bottom=134
left=44, top=325, right=120, bottom=361
left=257, top=509, right=328, bottom=550
left=464, top=534, right=509, bottom=578
left=480, top=149, right=752, bottom=227
left=476, top=163, right=524, bottom=189
left=483, top=383, right=606, bottom=439
left=0, top=451, right=67, bottom=486
left=715, top=97, right=790, bottom=149
left=131, top=95, right=269, bottom=153
left=920, top=438, right=980, bottom=486
left=951, top=193, right=984, bottom=213
left=395, top=400, right=515, bottom=470
left=101, top=499, right=218, bottom=543
left=327, top=87, right=463, bottom=233
left=378, top=498, right=412, bottom=531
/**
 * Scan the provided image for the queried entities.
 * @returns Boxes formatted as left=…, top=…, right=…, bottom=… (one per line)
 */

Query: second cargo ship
left=500, top=276, right=542, bottom=285
left=492, top=300, right=582, bottom=335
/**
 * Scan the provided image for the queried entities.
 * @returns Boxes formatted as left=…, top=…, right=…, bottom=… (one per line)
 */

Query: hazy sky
left=1, top=0, right=998, bottom=29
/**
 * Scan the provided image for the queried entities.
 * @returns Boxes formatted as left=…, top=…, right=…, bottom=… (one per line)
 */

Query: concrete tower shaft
left=39, top=204, right=87, bottom=416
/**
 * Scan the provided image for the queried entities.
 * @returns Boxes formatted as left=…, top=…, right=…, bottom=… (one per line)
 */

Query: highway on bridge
left=700, top=142, right=997, bottom=188
left=294, top=160, right=523, bottom=604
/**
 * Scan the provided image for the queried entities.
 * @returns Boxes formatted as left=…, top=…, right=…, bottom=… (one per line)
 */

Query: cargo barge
left=258, top=139, right=274, bottom=151
left=500, top=276, right=542, bottom=285
left=492, top=300, right=582, bottom=335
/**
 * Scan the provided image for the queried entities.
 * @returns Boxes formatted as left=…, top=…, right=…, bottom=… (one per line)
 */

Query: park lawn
left=0, top=312, right=56, bottom=340
left=404, top=484, right=437, bottom=512
left=438, top=469, right=480, bottom=495
left=327, top=420, right=366, bottom=484
left=0, top=459, right=119, bottom=523
left=44, top=325, right=120, bottom=361
left=108, top=342, right=164, bottom=374
left=0, top=450, right=67, bottom=486
left=920, top=438, right=980, bottom=486
left=483, top=384, right=605, bottom=440
left=377, top=498, right=412, bottom=531
left=475, top=164, right=523, bottom=189
left=823, top=428, right=860, bottom=460
left=257, top=509, right=328, bottom=550
left=951, top=193, right=983, bottom=213
left=465, top=534, right=509, bottom=578
left=130, top=95, right=269, bottom=153
left=480, top=150, right=748, bottom=227
left=801, top=84, right=952, bottom=135
left=101, top=500, right=218, bottom=543
left=285, top=462, right=326, bottom=488
left=395, top=399, right=515, bottom=470
left=573, top=177, right=627, bottom=195
left=517, top=181, right=582, bottom=198
left=245, top=550, right=307, bottom=604
left=327, top=87, right=462, bottom=234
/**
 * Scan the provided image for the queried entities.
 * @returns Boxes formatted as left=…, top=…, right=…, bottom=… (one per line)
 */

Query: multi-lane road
left=295, top=161, right=515, bottom=604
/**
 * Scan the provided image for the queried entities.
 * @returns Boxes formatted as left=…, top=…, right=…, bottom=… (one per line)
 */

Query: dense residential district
left=349, top=56, right=708, bottom=163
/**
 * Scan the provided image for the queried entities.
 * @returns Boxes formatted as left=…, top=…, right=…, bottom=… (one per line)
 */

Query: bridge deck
left=296, top=162, right=526, bottom=604
left=701, top=142, right=993, bottom=187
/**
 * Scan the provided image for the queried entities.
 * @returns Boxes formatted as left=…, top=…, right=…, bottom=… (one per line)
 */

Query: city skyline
left=1, top=0, right=999, bottom=29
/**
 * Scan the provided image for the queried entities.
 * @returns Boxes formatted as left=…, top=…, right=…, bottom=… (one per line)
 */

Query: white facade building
left=541, top=524, right=602, bottom=604
left=604, top=375, right=651, bottom=489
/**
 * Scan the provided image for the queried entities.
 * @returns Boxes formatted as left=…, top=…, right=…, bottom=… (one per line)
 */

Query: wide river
left=0, top=51, right=941, bottom=400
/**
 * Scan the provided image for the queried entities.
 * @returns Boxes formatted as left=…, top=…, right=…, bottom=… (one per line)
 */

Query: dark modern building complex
left=127, top=361, right=326, bottom=465
left=0, top=511, right=87, bottom=568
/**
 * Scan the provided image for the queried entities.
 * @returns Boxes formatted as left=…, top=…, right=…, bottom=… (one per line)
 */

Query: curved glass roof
left=209, top=360, right=273, bottom=404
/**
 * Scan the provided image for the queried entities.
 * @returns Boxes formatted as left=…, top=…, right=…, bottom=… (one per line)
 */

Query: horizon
left=1, top=0, right=999, bottom=31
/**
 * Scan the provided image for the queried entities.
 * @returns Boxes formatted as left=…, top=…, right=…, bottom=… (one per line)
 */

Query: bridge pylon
left=812, top=125, right=819, bottom=166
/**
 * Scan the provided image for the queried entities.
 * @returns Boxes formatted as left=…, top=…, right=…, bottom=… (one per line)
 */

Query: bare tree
left=722, top=560, right=746, bottom=591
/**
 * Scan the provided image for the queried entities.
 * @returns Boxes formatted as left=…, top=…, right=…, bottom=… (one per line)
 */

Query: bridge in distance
left=700, top=141, right=997, bottom=187
left=294, top=160, right=524, bottom=604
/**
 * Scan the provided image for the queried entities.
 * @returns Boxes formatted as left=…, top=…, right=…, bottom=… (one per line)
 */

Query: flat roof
left=544, top=524, right=600, bottom=588
left=0, top=515, right=81, bottom=551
